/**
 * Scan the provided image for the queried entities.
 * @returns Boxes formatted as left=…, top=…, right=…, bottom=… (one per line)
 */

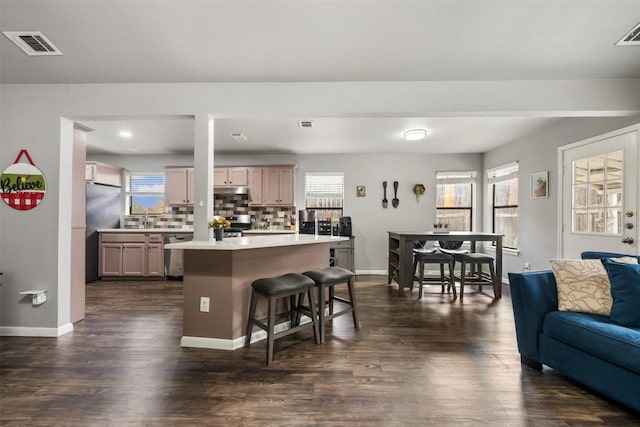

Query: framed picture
left=356, top=186, right=366, bottom=197
left=531, top=171, right=548, bottom=199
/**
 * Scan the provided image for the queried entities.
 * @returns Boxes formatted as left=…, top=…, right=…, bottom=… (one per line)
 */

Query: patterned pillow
left=549, top=259, right=613, bottom=316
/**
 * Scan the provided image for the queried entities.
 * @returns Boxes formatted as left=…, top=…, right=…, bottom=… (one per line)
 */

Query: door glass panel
left=572, top=150, right=623, bottom=235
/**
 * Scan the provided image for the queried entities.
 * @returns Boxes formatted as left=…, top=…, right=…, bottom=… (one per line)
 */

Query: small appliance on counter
left=299, top=209, right=316, bottom=235
left=333, top=216, right=352, bottom=237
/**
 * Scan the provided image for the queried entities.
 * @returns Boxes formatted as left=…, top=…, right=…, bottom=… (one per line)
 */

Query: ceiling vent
left=617, top=22, right=640, bottom=45
left=2, top=31, right=62, bottom=56
left=230, top=133, right=248, bottom=141
left=298, top=120, right=313, bottom=129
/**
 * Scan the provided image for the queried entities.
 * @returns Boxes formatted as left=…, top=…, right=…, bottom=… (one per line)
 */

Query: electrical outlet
left=200, top=297, right=210, bottom=313
left=523, top=263, right=531, bottom=271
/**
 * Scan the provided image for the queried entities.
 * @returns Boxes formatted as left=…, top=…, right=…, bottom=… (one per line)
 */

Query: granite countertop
left=165, top=234, right=347, bottom=251
left=97, top=228, right=194, bottom=233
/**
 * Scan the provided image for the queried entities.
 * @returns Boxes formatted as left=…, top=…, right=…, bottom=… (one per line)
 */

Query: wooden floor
left=1, top=276, right=638, bottom=426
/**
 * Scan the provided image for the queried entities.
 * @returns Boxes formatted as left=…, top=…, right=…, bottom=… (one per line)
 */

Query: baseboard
left=356, top=270, right=387, bottom=275
left=181, top=317, right=312, bottom=351
left=1, top=323, right=74, bottom=337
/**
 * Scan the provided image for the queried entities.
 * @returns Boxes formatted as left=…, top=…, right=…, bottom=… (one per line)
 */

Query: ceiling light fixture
left=119, top=131, right=132, bottom=138
left=403, top=129, right=428, bottom=141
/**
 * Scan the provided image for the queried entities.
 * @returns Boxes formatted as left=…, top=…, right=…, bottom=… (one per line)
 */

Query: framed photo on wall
left=531, top=171, right=548, bottom=199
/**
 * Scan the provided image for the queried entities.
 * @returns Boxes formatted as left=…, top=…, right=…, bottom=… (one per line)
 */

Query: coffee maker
left=298, top=209, right=316, bottom=234
left=333, top=216, right=352, bottom=237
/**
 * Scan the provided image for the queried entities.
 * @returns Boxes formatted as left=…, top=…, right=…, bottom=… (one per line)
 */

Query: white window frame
left=487, top=161, right=519, bottom=250
left=125, top=172, right=166, bottom=215
left=435, top=171, right=477, bottom=232
left=304, top=172, right=345, bottom=220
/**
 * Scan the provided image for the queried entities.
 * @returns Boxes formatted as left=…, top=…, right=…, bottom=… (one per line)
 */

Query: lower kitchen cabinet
left=99, top=232, right=164, bottom=278
left=329, top=237, right=355, bottom=272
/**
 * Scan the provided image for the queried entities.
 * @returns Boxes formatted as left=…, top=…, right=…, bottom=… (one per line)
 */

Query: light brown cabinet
left=214, top=167, right=249, bottom=187
left=247, top=167, right=264, bottom=205
left=165, top=167, right=194, bottom=205
left=99, top=233, right=164, bottom=278
left=262, top=166, right=294, bottom=206
left=85, top=161, right=123, bottom=187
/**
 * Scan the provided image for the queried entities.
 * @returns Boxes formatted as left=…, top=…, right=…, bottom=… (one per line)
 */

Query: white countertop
left=97, top=228, right=194, bottom=233
left=165, top=234, right=347, bottom=251
left=242, top=229, right=297, bottom=235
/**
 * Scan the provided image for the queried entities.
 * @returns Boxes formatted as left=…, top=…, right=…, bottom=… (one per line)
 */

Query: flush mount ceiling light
left=403, top=129, right=428, bottom=141
left=119, top=131, right=132, bottom=138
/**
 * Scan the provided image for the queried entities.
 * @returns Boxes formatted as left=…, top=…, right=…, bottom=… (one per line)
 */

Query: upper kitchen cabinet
left=247, top=167, right=263, bottom=205
left=214, top=167, right=249, bottom=187
left=263, top=166, right=294, bottom=206
left=85, top=161, right=123, bottom=187
left=165, top=167, right=194, bottom=206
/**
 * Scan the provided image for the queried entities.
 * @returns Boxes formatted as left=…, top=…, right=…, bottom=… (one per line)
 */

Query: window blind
left=436, top=170, right=477, bottom=184
left=487, top=162, right=519, bottom=184
left=304, top=172, right=344, bottom=208
left=127, top=174, right=165, bottom=193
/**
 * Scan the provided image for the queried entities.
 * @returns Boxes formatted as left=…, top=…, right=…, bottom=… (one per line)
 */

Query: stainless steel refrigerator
left=86, top=183, right=122, bottom=282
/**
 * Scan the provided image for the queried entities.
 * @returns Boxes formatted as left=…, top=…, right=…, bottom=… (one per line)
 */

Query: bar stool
left=245, top=273, right=319, bottom=365
left=414, top=250, right=456, bottom=298
left=455, top=252, right=496, bottom=299
left=303, top=267, right=359, bottom=343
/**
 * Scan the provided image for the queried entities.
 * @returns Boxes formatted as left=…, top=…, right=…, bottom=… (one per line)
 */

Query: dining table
left=387, top=231, right=504, bottom=298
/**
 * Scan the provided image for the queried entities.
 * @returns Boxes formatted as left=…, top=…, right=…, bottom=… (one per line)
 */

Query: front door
left=560, top=128, right=639, bottom=258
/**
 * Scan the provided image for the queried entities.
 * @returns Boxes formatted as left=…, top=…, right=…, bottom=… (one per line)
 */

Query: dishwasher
left=164, top=233, right=193, bottom=278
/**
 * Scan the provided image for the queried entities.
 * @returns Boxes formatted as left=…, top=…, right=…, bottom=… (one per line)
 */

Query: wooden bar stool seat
left=303, top=266, right=359, bottom=343
left=245, top=273, right=319, bottom=365
left=454, top=252, right=496, bottom=299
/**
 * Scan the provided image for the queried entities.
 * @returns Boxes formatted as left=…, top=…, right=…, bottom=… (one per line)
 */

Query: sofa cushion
left=581, top=251, right=640, bottom=263
left=543, top=311, right=640, bottom=374
left=602, top=259, right=640, bottom=328
left=549, top=259, right=612, bottom=316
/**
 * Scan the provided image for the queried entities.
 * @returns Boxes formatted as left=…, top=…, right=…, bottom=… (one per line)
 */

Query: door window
left=572, top=150, right=623, bottom=235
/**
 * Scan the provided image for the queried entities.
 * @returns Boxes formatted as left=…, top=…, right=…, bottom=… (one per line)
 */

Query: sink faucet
left=143, top=208, right=149, bottom=229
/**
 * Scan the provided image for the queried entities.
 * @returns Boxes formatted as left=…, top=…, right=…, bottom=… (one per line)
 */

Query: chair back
left=439, top=240, right=463, bottom=250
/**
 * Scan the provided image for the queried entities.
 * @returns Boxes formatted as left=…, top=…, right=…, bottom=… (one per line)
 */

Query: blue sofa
left=508, top=252, right=640, bottom=413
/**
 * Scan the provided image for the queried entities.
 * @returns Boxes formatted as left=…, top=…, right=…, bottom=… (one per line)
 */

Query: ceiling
left=2, top=0, right=639, bottom=155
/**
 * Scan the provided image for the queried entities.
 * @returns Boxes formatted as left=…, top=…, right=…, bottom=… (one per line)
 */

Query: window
left=572, top=150, right=623, bottom=234
left=304, top=172, right=344, bottom=220
left=488, top=162, right=518, bottom=249
left=125, top=173, right=165, bottom=214
left=436, top=171, right=476, bottom=231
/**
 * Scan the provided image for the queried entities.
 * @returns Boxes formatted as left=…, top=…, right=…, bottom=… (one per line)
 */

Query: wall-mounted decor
left=413, top=184, right=425, bottom=201
left=0, top=149, right=47, bottom=211
left=356, top=186, right=366, bottom=197
left=531, top=171, right=548, bottom=199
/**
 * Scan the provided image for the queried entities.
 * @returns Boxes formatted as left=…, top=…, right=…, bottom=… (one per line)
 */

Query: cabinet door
left=262, top=167, right=281, bottom=205
left=100, top=243, right=123, bottom=276
left=248, top=167, right=263, bottom=205
left=333, top=248, right=354, bottom=272
left=213, top=168, right=228, bottom=186
left=278, top=168, right=294, bottom=205
left=146, top=243, right=165, bottom=277
left=228, top=167, right=249, bottom=186
left=122, top=243, right=146, bottom=276
left=165, top=168, right=188, bottom=205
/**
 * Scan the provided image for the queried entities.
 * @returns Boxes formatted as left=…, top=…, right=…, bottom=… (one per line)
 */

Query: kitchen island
left=165, top=234, right=348, bottom=350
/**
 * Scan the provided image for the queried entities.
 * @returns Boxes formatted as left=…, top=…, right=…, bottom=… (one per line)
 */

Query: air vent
left=617, top=21, right=640, bottom=45
left=2, top=31, right=62, bottom=56
left=230, top=133, right=248, bottom=141
left=299, top=120, right=313, bottom=129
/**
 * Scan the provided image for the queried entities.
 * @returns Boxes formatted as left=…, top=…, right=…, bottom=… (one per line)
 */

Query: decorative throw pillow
left=601, top=259, right=640, bottom=328
left=549, top=259, right=612, bottom=316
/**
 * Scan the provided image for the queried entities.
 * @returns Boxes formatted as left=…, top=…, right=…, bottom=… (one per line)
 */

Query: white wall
left=483, top=116, right=640, bottom=278
left=1, top=80, right=639, bottom=333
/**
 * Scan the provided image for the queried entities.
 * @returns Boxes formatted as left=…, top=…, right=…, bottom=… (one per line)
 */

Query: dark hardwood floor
left=1, top=276, right=638, bottom=426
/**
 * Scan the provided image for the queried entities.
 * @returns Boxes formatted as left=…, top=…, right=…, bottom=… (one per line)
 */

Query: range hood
left=214, top=186, right=249, bottom=195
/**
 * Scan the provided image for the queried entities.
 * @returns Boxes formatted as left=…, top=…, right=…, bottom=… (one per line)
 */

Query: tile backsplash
left=124, top=194, right=296, bottom=229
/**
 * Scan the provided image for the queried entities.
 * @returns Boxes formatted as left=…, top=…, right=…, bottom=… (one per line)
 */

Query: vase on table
left=214, top=228, right=224, bottom=241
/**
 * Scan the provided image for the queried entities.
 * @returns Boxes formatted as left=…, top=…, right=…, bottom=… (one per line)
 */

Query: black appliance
left=299, top=219, right=332, bottom=235
left=86, top=182, right=122, bottom=282
left=333, top=216, right=352, bottom=237
left=317, top=220, right=332, bottom=235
